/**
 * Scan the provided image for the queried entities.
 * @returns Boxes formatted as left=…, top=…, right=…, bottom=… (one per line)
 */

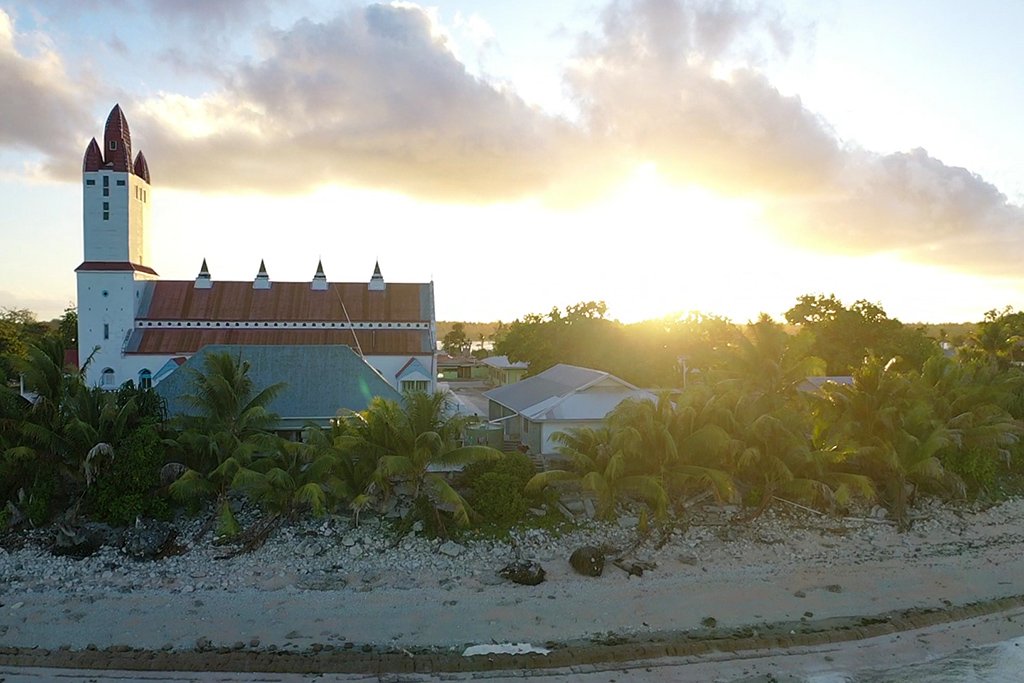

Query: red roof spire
left=103, top=103, right=132, bottom=172
left=83, top=138, right=103, bottom=172
left=133, top=150, right=150, bottom=183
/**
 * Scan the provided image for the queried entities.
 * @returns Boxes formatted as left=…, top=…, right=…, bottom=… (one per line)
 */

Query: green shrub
left=24, top=470, right=58, bottom=526
left=469, top=471, right=529, bottom=528
left=461, top=452, right=536, bottom=530
left=86, top=423, right=170, bottom=525
left=943, top=448, right=998, bottom=497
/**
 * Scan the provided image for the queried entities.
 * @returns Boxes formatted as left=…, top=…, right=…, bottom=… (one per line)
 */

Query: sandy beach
left=3, top=497, right=1024, bottom=678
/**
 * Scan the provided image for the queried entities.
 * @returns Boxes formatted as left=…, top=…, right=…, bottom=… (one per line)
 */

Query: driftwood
left=214, top=513, right=282, bottom=559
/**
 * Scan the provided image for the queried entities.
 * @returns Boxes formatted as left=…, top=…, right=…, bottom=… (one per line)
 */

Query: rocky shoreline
left=3, top=497, right=1024, bottom=674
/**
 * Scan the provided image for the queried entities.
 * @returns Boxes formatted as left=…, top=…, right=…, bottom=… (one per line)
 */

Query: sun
left=580, top=164, right=773, bottom=323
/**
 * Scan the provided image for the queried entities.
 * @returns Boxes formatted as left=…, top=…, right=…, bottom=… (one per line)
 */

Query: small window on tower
left=103, top=323, right=109, bottom=340
left=103, top=212, right=109, bottom=221
left=86, top=179, right=95, bottom=186
left=109, top=141, right=117, bottom=151
left=103, top=176, right=109, bottom=187
left=116, top=180, right=125, bottom=186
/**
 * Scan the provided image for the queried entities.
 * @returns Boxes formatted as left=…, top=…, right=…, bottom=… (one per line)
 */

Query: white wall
left=365, top=354, right=437, bottom=393
left=77, top=271, right=146, bottom=386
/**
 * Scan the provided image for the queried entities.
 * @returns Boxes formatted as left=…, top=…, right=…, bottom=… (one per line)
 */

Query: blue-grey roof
left=156, top=344, right=401, bottom=429
left=483, top=364, right=635, bottom=414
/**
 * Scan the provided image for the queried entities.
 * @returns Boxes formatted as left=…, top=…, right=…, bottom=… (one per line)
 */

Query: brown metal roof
left=128, top=328, right=431, bottom=356
left=142, top=281, right=430, bottom=322
left=76, top=261, right=159, bottom=276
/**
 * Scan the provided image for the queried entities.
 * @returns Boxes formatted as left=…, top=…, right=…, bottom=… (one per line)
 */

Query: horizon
left=2, top=1, right=1023, bottom=324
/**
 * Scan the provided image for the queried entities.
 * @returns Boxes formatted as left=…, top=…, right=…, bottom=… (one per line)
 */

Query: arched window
left=138, top=369, right=152, bottom=390
left=101, top=368, right=115, bottom=387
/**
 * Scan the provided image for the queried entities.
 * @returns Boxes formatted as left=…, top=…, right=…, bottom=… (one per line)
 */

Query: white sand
left=2, top=497, right=1024, bottom=675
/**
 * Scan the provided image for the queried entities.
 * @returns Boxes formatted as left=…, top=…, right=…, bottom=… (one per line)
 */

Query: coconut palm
left=336, top=392, right=501, bottom=528
left=816, top=357, right=962, bottom=528
left=169, top=351, right=284, bottom=538
left=526, top=426, right=668, bottom=520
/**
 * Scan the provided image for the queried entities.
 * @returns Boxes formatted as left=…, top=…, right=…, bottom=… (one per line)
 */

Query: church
left=75, top=105, right=437, bottom=410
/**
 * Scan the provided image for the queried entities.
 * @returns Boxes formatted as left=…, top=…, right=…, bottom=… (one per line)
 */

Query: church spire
left=311, top=259, right=328, bottom=291
left=368, top=260, right=385, bottom=291
left=103, top=104, right=132, bottom=172
left=253, top=259, right=271, bottom=289
left=194, top=258, right=212, bottom=289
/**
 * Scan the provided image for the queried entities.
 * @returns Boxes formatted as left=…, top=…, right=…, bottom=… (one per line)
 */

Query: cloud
left=0, top=9, right=93, bottom=158
left=566, top=0, right=1024, bottom=274
left=130, top=3, right=579, bottom=201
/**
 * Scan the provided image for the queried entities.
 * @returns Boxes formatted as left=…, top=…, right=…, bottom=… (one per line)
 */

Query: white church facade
left=76, top=105, right=437, bottom=394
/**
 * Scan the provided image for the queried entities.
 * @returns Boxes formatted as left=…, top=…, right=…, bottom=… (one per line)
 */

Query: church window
left=103, top=202, right=109, bottom=210
left=101, top=368, right=115, bottom=387
left=103, top=176, right=109, bottom=186
left=86, top=179, right=95, bottom=186
left=103, top=212, right=109, bottom=220
left=138, top=369, right=152, bottom=390
left=116, top=180, right=125, bottom=186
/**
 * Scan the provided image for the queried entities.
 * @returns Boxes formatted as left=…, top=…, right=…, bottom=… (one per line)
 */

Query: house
left=155, top=344, right=401, bottom=437
left=481, top=355, right=529, bottom=386
left=484, top=364, right=655, bottom=457
left=75, top=105, right=436, bottom=395
left=436, top=353, right=486, bottom=381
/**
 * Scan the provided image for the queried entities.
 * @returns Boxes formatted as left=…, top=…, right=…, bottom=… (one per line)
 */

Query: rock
left=439, top=541, right=465, bottom=558
left=569, top=546, right=605, bottom=577
left=160, top=462, right=188, bottom=487
left=499, top=561, right=546, bottom=586
left=701, top=616, right=717, bottom=628
left=123, top=519, right=176, bottom=561
left=617, top=516, right=639, bottom=530
left=52, top=523, right=120, bottom=559
left=195, top=637, right=211, bottom=651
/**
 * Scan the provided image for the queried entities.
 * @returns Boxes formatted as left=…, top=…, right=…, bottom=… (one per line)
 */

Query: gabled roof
left=156, top=344, right=401, bottom=429
left=138, top=280, right=432, bottom=321
left=484, top=364, right=636, bottom=416
left=125, top=328, right=432, bottom=356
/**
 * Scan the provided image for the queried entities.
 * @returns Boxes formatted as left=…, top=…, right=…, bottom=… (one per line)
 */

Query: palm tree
left=608, top=391, right=738, bottom=506
left=336, top=392, right=501, bottom=528
left=815, top=357, right=961, bottom=528
left=526, top=426, right=668, bottom=520
left=169, top=351, right=284, bottom=538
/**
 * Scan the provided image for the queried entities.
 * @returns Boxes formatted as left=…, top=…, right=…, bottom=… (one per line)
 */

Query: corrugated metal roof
left=481, top=355, right=528, bottom=370
left=127, top=328, right=431, bottom=355
left=483, top=364, right=634, bottom=413
left=525, top=388, right=657, bottom=421
left=156, top=344, right=402, bottom=428
left=140, top=280, right=431, bottom=322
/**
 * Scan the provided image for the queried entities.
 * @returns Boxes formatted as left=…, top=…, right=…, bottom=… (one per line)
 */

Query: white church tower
left=76, top=104, right=156, bottom=388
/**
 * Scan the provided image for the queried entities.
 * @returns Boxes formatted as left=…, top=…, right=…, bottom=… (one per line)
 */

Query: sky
left=1, top=0, right=1023, bottom=325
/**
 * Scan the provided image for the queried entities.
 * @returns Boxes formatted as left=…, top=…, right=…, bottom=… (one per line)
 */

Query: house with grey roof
left=484, top=364, right=655, bottom=457
left=481, top=355, right=529, bottom=386
left=156, top=344, right=401, bottom=436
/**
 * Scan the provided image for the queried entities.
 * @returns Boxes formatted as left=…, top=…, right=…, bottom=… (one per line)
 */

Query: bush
left=85, top=423, right=170, bottom=525
left=462, top=452, right=536, bottom=530
left=943, top=448, right=998, bottom=497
